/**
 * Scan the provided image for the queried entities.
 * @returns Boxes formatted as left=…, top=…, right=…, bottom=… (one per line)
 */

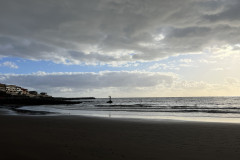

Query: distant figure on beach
left=107, top=96, right=112, bottom=103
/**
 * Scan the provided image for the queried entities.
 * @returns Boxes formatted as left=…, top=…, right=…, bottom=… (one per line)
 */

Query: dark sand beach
left=1, top=114, right=240, bottom=160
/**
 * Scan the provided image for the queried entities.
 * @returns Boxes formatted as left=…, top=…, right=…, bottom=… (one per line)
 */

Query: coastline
left=0, top=97, right=83, bottom=106
left=1, top=114, right=240, bottom=160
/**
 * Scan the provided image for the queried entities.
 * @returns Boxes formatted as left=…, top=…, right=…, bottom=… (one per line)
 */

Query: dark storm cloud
left=203, top=0, right=240, bottom=22
left=1, top=0, right=240, bottom=64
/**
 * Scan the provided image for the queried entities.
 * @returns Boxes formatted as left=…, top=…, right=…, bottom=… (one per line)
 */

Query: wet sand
left=1, top=115, right=240, bottom=160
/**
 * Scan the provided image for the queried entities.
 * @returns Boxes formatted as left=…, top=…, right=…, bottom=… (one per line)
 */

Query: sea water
left=17, top=97, right=240, bottom=123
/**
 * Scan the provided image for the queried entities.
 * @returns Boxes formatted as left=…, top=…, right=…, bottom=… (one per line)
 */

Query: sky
left=1, top=0, right=240, bottom=98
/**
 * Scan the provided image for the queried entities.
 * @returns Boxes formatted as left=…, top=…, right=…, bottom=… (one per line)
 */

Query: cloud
left=0, top=71, right=176, bottom=97
left=198, top=59, right=216, bottom=64
left=212, top=68, right=224, bottom=71
left=1, top=0, right=240, bottom=65
left=179, top=59, right=192, bottom=63
left=0, top=61, right=18, bottom=69
left=2, top=71, right=240, bottom=97
left=148, top=63, right=180, bottom=71
left=225, top=77, right=240, bottom=86
left=203, top=0, right=240, bottom=22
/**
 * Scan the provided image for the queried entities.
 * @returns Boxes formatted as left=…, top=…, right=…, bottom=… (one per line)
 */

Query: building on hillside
left=16, top=86, right=23, bottom=95
left=21, top=88, right=29, bottom=95
left=0, top=83, right=6, bottom=92
left=29, top=91, right=38, bottom=97
left=1, top=84, right=50, bottom=97
left=40, top=92, right=51, bottom=97
left=29, top=91, right=38, bottom=95
left=6, top=85, right=18, bottom=95
left=6, top=85, right=25, bottom=95
left=40, top=92, right=47, bottom=96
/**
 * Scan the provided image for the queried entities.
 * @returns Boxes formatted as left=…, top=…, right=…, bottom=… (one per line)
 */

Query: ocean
left=13, top=96, right=240, bottom=123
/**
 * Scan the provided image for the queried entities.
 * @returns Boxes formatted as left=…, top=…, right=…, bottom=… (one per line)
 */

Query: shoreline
left=3, top=105, right=240, bottom=124
left=1, top=114, right=240, bottom=159
left=0, top=97, right=83, bottom=106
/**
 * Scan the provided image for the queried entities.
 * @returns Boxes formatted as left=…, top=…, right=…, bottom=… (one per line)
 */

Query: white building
left=6, top=85, right=22, bottom=95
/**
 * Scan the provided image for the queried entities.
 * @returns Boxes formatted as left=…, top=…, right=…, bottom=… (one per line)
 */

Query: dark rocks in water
left=107, top=96, right=113, bottom=103
left=107, top=100, right=112, bottom=103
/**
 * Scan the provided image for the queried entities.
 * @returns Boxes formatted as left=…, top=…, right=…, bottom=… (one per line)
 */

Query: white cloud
left=0, top=61, right=18, bottom=69
left=179, top=59, right=192, bottom=63
left=198, top=59, right=216, bottom=64
left=153, top=34, right=165, bottom=41
left=179, top=64, right=192, bottom=67
left=225, top=77, right=240, bottom=86
left=149, top=63, right=180, bottom=71
left=175, top=80, right=209, bottom=90
left=212, top=68, right=224, bottom=71
left=149, top=63, right=162, bottom=70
